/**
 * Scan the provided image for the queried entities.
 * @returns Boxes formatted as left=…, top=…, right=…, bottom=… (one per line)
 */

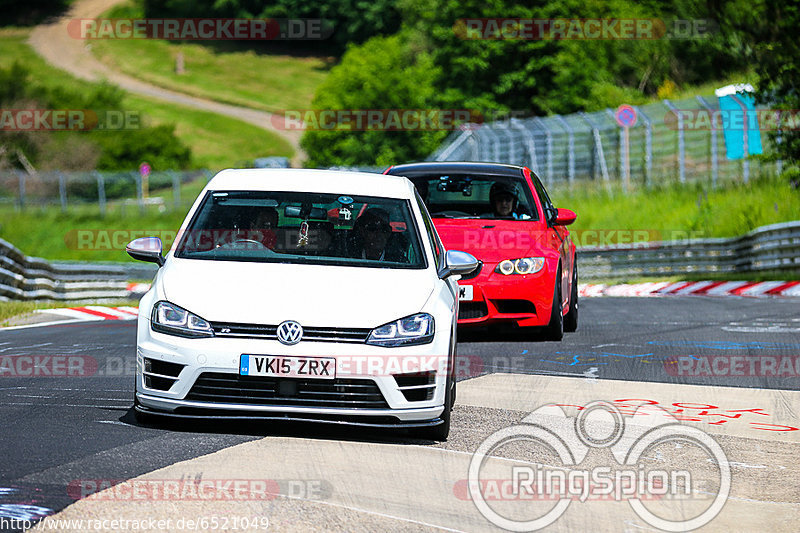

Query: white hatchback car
left=127, top=169, right=477, bottom=440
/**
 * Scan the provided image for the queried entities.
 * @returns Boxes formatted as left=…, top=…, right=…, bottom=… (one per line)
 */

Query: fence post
left=634, top=106, right=653, bottom=188
left=172, top=171, right=181, bottom=208
left=17, top=170, right=26, bottom=210
left=663, top=100, right=686, bottom=183
left=433, top=129, right=473, bottom=161
left=485, top=127, right=500, bottom=162
left=579, top=112, right=610, bottom=185
left=467, top=131, right=480, bottom=160
left=696, top=96, right=718, bottom=188
left=511, top=118, right=540, bottom=175
left=134, top=171, right=144, bottom=213
left=498, top=122, right=517, bottom=164
left=533, top=118, right=553, bottom=185
left=606, top=109, right=624, bottom=182
left=729, top=94, right=750, bottom=183
left=95, top=171, right=106, bottom=216
left=58, top=171, right=67, bottom=212
left=776, top=112, right=783, bottom=176
left=554, top=115, right=575, bottom=184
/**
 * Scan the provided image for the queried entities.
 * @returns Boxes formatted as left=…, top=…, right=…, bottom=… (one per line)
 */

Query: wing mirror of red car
left=553, top=208, right=577, bottom=226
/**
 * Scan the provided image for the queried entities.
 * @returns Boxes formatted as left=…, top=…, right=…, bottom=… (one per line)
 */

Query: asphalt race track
left=1, top=296, right=799, bottom=532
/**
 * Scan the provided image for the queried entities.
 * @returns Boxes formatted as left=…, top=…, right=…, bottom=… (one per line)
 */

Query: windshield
left=405, top=174, right=538, bottom=220
left=174, top=191, right=426, bottom=269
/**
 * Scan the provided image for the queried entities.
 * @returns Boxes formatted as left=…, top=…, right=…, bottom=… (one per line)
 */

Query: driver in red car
left=487, top=182, right=531, bottom=220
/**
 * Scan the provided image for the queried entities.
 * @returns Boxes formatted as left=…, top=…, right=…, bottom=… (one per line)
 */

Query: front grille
left=209, top=322, right=370, bottom=343
left=493, top=299, right=536, bottom=314
left=459, top=261, right=483, bottom=281
left=459, top=301, right=488, bottom=319
left=185, top=372, right=388, bottom=409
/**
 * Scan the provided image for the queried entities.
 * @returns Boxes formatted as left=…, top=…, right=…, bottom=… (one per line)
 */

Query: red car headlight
left=496, top=257, right=545, bottom=275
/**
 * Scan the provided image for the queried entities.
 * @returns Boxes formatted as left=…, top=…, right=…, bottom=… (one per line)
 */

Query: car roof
left=206, top=168, right=415, bottom=199
left=385, top=161, right=527, bottom=178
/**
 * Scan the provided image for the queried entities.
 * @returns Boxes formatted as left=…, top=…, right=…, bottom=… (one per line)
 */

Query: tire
left=543, top=270, right=564, bottom=341
left=563, top=261, right=578, bottom=333
left=133, top=396, right=159, bottom=425
left=413, top=371, right=453, bottom=441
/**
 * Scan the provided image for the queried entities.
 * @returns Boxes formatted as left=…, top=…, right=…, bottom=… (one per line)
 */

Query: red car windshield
left=406, top=174, right=538, bottom=221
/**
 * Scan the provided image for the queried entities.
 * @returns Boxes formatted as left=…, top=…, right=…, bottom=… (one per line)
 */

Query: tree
left=301, top=34, right=448, bottom=167
left=713, top=0, right=800, bottom=164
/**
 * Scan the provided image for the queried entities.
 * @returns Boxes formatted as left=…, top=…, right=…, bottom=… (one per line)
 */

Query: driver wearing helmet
left=487, top=181, right=531, bottom=220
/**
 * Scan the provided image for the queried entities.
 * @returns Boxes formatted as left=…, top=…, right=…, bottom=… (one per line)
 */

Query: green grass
left=89, top=2, right=331, bottom=114
left=549, top=174, right=800, bottom=245
left=0, top=29, right=293, bottom=170
left=0, top=203, right=188, bottom=262
left=3, top=172, right=797, bottom=263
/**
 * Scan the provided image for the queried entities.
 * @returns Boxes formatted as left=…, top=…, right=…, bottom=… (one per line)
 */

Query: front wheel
left=543, top=273, right=564, bottom=341
left=563, top=262, right=578, bottom=333
left=133, top=396, right=160, bottom=425
left=413, top=374, right=452, bottom=441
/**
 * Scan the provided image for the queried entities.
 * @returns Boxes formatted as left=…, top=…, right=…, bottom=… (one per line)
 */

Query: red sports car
left=385, top=162, right=577, bottom=339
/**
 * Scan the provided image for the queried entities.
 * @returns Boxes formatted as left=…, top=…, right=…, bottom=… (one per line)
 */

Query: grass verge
left=550, top=174, right=800, bottom=244
left=0, top=29, right=293, bottom=170
left=0, top=299, right=134, bottom=326
left=89, top=2, right=331, bottom=114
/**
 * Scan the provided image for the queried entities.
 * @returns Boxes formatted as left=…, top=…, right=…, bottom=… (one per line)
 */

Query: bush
left=0, top=62, right=192, bottom=171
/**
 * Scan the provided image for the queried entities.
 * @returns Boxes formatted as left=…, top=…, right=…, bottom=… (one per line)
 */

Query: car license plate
left=240, top=355, right=335, bottom=379
left=458, top=285, right=474, bottom=301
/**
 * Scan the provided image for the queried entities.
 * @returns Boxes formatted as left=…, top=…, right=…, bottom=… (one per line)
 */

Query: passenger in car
left=248, top=207, right=278, bottom=249
left=350, top=208, right=407, bottom=262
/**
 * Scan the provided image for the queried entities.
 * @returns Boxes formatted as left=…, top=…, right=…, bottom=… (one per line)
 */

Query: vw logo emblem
left=277, top=320, right=303, bottom=345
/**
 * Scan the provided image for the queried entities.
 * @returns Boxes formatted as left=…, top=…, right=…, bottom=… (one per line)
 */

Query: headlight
left=367, top=313, right=435, bottom=347
left=151, top=301, right=214, bottom=338
left=495, top=257, right=545, bottom=275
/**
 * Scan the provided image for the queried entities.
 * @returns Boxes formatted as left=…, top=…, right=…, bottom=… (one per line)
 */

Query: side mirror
left=438, top=250, right=479, bottom=279
left=126, top=237, right=165, bottom=266
left=553, top=208, right=577, bottom=226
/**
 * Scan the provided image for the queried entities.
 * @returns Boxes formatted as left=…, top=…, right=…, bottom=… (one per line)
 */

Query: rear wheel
left=564, top=262, right=579, bottom=333
left=543, top=271, right=564, bottom=341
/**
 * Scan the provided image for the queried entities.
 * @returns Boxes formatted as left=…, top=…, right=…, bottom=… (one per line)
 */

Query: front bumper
left=135, top=393, right=444, bottom=427
left=135, top=321, right=450, bottom=424
left=457, top=262, right=552, bottom=327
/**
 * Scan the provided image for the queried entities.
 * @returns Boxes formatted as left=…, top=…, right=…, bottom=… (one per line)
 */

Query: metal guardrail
left=578, top=221, right=800, bottom=279
left=0, top=238, right=156, bottom=301
left=1, top=222, right=797, bottom=300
